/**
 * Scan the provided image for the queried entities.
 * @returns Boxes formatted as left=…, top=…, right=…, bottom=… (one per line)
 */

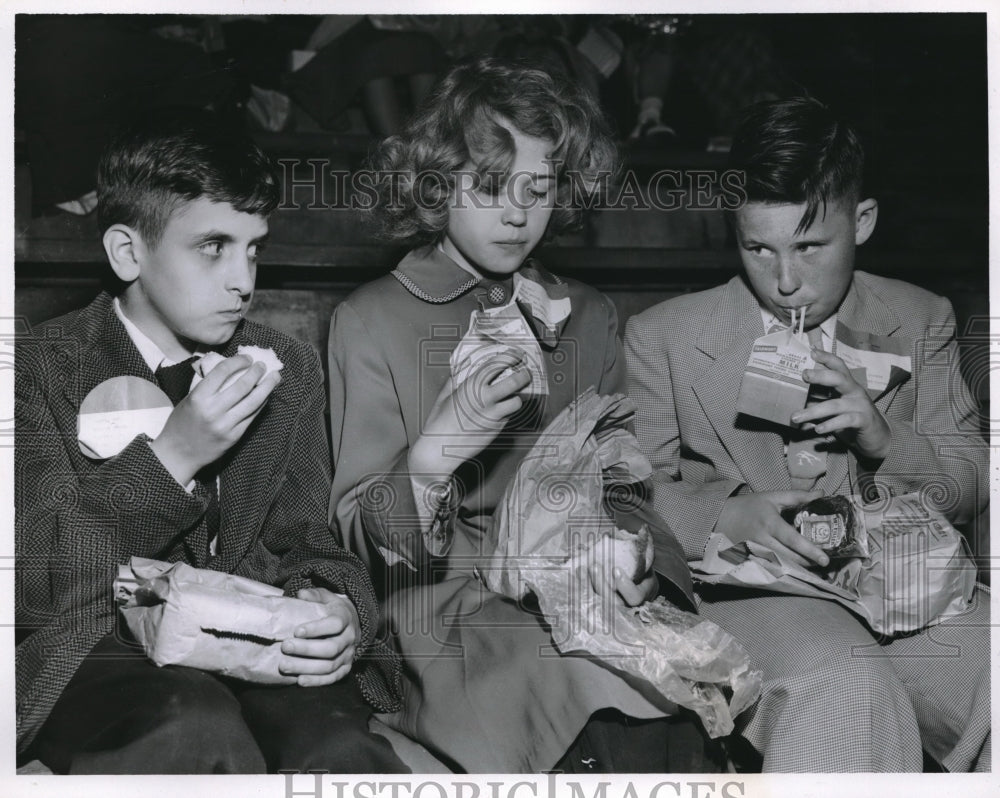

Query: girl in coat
left=328, top=58, right=711, bottom=773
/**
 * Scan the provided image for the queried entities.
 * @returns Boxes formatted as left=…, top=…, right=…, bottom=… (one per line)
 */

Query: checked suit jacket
left=624, top=271, right=989, bottom=561
left=15, top=292, right=402, bottom=755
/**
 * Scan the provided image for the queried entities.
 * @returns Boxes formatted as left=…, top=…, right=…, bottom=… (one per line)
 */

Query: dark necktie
left=155, top=356, right=219, bottom=560
left=154, top=357, right=197, bottom=405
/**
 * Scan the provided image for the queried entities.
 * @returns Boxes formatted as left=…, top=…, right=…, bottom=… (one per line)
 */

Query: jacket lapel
left=824, top=276, right=906, bottom=495
left=62, top=293, right=157, bottom=407
left=691, top=278, right=791, bottom=493
left=211, top=327, right=297, bottom=573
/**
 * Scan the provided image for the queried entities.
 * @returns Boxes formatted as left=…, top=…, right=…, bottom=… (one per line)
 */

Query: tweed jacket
left=624, top=271, right=988, bottom=560
left=15, top=292, right=402, bottom=755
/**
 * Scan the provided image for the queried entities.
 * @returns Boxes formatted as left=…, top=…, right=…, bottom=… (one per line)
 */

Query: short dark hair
left=371, top=57, right=619, bottom=247
left=729, top=96, right=865, bottom=233
left=97, top=107, right=281, bottom=246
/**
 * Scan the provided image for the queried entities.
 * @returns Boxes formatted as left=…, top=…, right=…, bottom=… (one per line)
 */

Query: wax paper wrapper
left=197, top=346, right=284, bottom=389
left=479, top=389, right=762, bottom=737
left=451, top=302, right=547, bottom=395
left=692, top=493, right=976, bottom=635
left=116, top=557, right=328, bottom=683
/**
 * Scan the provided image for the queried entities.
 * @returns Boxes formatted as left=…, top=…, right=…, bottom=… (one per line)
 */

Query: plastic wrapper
left=479, top=389, right=762, bottom=737
left=693, top=493, right=977, bottom=635
left=115, top=557, right=328, bottom=683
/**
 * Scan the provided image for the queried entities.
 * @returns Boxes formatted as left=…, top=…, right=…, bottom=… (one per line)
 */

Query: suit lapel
left=819, top=277, right=906, bottom=495
left=691, top=278, right=790, bottom=493
left=62, top=294, right=157, bottom=407
left=211, top=327, right=296, bottom=573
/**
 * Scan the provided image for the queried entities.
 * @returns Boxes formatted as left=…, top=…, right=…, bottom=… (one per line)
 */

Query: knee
left=776, top=634, right=908, bottom=714
left=154, top=670, right=265, bottom=773
left=277, top=716, right=409, bottom=774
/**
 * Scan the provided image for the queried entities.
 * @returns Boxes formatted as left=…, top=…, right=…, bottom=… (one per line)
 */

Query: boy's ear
left=854, top=198, right=878, bottom=246
left=102, top=224, right=144, bottom=283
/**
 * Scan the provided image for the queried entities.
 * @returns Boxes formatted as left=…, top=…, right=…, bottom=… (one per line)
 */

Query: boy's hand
left=409, top=349, right=531, bottom=476
left=280, top=588, right=359, bottom=687
left=715, top=490, right=828, bottom=568
left=150, top=355, right=281, bottom=486
left=793, top=349, right=892, bottom=461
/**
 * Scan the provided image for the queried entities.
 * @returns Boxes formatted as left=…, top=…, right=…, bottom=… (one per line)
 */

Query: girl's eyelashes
left=469, top=169, right=505, bottom=196
left=464, top=168, right=555, bottom=203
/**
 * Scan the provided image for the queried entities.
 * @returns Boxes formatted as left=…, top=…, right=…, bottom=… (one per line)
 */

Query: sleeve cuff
left=359, top=450, right=457, bottom=570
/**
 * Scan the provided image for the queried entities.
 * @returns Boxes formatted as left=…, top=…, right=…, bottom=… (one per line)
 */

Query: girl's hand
left=409, top=350, right=531, bottom=477
left=793, top=349, right=892, bottom=461
left=588, top=533, right=658, bottom=608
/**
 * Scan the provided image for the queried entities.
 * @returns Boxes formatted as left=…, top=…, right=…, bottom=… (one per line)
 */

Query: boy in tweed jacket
left=625, top=97, right=989, bottom=771
left=15, top=109, right=405, bottom=774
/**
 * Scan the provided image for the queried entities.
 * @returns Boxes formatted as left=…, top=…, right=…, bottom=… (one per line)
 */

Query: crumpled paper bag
left=116, top=557, right=328, bottom=683
left=479, top=389, right=762, bottom=737
left=692, top=493, right=976, bottom=635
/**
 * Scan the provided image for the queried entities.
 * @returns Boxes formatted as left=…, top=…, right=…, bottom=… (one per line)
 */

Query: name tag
left=78, top=376, right=173, bottom=459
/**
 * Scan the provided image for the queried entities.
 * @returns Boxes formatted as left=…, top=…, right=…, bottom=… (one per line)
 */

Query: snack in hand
left=196, top=346, right=284, bottom=388
left=595, top=527, right=654, bottom=584
left=237, top=345, right=284, bottom=375
left=782, top=495, right=869, bottom=561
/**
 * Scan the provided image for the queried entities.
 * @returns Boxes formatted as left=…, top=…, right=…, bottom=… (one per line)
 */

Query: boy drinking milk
left=625, top=96, right=989, bottom=772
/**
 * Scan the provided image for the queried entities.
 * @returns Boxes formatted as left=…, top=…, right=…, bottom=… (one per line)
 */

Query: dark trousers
left=31, top=633, right=409, bottom=774
left=555, top=711, right=726, bottom=774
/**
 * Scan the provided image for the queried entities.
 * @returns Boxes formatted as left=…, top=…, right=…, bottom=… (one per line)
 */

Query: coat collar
left=836, top=272, right=902, bottom=338
left=391, top=246, right=572, bottom=346
left=391, top=246, right=482, bottom=303
left=67, top=292, right=156, bottom=403
left=66, top=293, right=262, bottom=403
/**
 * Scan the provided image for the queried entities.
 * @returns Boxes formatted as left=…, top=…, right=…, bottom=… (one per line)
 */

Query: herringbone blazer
left=624, top=272, right=988, bottom=560
left=15, top=292, right=402, bottom=755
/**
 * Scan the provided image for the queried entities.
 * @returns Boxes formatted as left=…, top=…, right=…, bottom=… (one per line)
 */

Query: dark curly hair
left=370, top=57, right=619, bottom=247
left=729, top=96, right=865, bottom=233
left=98, top=106, right=280, bottom=247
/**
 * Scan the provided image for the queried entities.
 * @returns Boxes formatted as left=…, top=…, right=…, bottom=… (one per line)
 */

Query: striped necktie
left=787, top=325, right=830, bottom=490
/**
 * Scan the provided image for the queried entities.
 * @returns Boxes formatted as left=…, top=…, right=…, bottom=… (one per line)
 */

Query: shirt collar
left=113, top=297, right=202, bottom=371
